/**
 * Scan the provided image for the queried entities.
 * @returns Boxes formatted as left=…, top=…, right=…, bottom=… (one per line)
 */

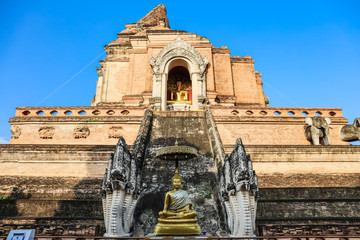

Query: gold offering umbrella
left=155, top=142, right=198, bottom=168
left=156, top=145, right=197, bottom=160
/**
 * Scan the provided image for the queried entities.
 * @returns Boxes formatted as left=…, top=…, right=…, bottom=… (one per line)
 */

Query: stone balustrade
left=14, top=106, right=343, bottom=119
left=14, top=106, right=148, bottom=118
left=210, top=107, right=344, bottom=118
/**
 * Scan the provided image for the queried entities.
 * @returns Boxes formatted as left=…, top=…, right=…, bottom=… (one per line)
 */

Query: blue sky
left=0, top=0, right=359, bottom=144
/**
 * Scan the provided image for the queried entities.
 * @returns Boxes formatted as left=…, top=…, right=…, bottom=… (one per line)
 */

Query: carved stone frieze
left=73, top=127, right=90, bottom=139
left=11, top=126, right=21, bottom=139
left=108, top=126, right=123, bottom=139
left=38, top=126, right=55, bottom=139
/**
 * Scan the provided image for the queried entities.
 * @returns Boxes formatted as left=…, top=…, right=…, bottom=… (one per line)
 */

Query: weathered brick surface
left=258, top=200, right=360, bottom=219
left=258, top=173, right=360, bottom=188
left=1, top=144, right=360, bottom=186
left=0, top=176, right=359, bottom=236
left=259, top=187, right=360, bottom=200
left=0, top=218, right=104, bottom=236
left=258, top=221, right=360, bottom=236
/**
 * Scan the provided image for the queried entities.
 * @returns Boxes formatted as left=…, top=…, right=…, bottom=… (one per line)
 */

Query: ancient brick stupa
left=1, top=4, right=360, bottom=237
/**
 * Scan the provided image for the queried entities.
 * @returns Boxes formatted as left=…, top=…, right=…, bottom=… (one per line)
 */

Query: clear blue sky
left=0, top=0, right=359, bottom=144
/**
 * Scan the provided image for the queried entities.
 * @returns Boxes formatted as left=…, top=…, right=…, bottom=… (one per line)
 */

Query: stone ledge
left=212, top=47, right=231, bottom=54
left=227, top=145, right=360, bottom=155
left=258, top=173, right=360, bottom=188
left=230, top=56, right=255, bottom=64
left=0, top=144, right=117, bottom=151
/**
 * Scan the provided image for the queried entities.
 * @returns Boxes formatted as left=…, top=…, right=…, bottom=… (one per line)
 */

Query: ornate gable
left=150, top=37, right=209, bottom=76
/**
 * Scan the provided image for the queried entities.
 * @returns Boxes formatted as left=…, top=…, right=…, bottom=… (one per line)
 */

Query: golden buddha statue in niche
left=170, top=81, right=189, bottom=102
left=167, top=75, right=192, bottom=105
left=154, top=169, right=201, bottom=236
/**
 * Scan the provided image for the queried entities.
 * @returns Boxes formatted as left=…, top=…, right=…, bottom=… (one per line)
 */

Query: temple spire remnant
left=136, top=4, right=170, bottom=29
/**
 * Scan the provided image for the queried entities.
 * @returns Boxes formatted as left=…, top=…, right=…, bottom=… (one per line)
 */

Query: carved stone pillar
left=161, top=73, right=167, bottom=111
left=197, top=72, right=206, bottom=110
left=191, top=72, right=199, bottom=110
left=150, top=72, right=162, bottom=110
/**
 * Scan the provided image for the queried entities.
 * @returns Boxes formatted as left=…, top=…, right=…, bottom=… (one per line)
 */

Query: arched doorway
left=149, top=37, right=209, bottom=111
left=167, top=66, right=192, bottom=110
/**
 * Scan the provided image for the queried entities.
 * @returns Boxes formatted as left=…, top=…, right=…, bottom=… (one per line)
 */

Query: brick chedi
left=1, top=4, right=360, bottom=237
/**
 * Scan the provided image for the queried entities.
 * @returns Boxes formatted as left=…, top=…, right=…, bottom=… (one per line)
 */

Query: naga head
left=234, top=168, right=250, bottom=182
left=110, top=168, right=128, bottom=191
left=233, top=167, right=251, bottom=191
left=111, top=168, right=127, bottom=182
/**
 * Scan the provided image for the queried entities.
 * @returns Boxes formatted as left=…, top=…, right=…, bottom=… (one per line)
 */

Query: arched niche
left=166, top=59, right=192, bottom=110
left=150, top=37, right=209, bottom=111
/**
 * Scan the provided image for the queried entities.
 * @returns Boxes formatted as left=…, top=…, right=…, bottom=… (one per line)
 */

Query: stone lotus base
left=154, top=218, right=202, bottom=236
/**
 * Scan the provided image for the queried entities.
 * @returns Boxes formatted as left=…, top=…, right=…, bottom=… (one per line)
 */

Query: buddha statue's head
left=172, top=169, right=182, bottom=190
left=176, top=81, right=182, bottom=91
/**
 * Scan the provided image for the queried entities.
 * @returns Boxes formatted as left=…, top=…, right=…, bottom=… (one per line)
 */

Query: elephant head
left=355, top=118, right=360, bottom=128
left=340, top=118, right=360, bottom=142
left=305, top=116, right=331, bottom=145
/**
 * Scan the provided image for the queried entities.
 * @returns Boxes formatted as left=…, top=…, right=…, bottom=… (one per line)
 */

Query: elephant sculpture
left=305, top=116, right=331, bottom=145
left=340, top=118, right=360, bottom=142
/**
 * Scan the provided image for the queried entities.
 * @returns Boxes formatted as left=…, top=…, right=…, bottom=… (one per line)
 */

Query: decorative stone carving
left=220, top=138, right=258, bottom=237
left=264, top=96, right=270, bottom=107
left=10, top=126, right=21, bottom=139
left=150, top=37, right=209, bottom=77
left=73, top=127, right=90, bottom=139
left=108, top=126, right=123, bottom=139
left=102, top=137, right=134, bottom=237
left=340, top=118, right=360, bottom=142
left=38, top=127, right=55, bottom=139
left=102, top=110, right=153, bottom=237
left=95, top=61, right=105, bottom=77
left=149, top=57, right=159, bottom=73
left=305, top=116, right=331, bottom=145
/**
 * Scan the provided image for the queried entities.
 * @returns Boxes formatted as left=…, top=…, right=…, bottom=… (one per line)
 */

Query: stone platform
left=147, top=234, right=209, bottom=239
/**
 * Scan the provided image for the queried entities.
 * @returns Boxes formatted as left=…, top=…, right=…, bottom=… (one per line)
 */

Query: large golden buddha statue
left=154, top=169, right=202, bottom=236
